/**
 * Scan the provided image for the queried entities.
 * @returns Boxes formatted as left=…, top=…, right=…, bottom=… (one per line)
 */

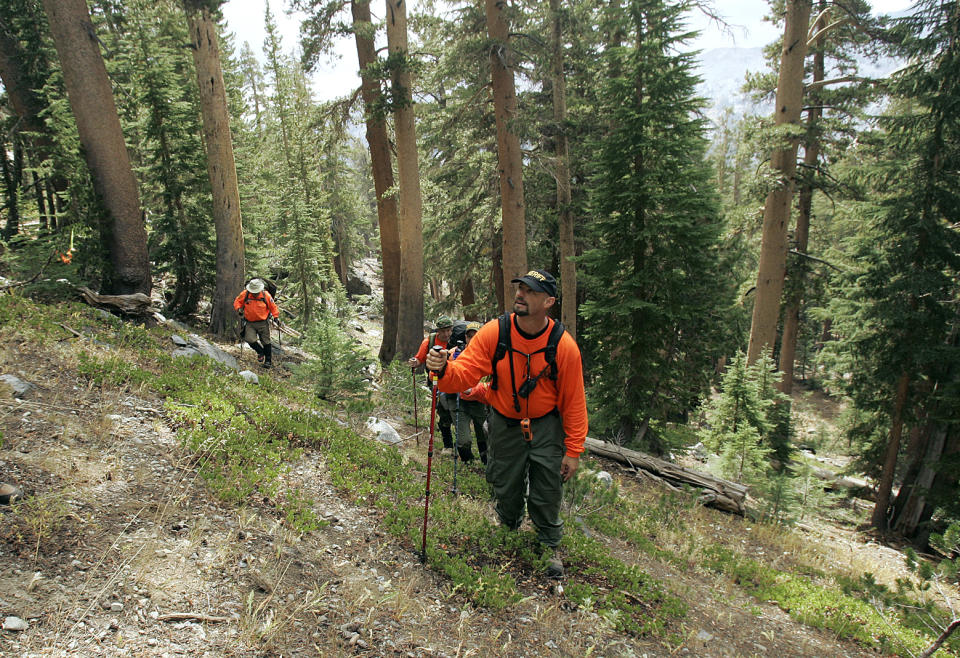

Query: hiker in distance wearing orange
left=409, top=316, right=457, bottom=453
left=233, top=278, right=280, bottom=368
left=425, top=270, right=587, bottom=579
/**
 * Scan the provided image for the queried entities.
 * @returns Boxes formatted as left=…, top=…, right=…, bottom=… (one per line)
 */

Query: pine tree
left=701, top=353, right=773, bottom=483
left=126, top=0, right=214, bottom=317
left=822, top=0, right=960, bottom=533
left=579, top=0, right=733, bottom=454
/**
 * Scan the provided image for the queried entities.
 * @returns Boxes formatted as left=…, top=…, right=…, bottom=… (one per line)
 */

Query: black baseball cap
left=511, top=269, right=558, bottom=297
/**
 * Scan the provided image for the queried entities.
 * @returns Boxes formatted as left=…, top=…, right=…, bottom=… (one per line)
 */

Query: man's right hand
left=407, top=357, right=420, bottom=369
left=424, top=347, right=448, bottom=372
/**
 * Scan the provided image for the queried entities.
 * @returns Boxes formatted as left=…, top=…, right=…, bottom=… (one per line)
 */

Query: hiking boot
left=543, top=547, right=564, bottom=579
left=263, top=344, right=273, bottom=368
left=0, top=482, right=21, bottom=505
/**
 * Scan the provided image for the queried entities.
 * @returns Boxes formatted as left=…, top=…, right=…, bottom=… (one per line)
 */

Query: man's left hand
left=561, top=455, right=579, bottom=482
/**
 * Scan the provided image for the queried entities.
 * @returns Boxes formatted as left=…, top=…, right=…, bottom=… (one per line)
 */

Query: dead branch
left=157, top=613, right=230, bottom=624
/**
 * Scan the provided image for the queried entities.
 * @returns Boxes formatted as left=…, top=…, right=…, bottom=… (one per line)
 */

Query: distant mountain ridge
left=693, top=46, right=904, bottom=127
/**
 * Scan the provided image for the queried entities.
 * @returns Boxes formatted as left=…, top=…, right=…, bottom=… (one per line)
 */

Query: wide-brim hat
left=246, top=278, right=265, bottom=294
left=511, top=269, right=557, bottom=298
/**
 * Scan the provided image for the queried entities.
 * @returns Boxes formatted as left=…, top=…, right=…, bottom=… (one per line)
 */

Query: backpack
left=490, top=313, right=565, bottom=413
left=447, top=321, right=469, bottom=351
left=245, top=277, right=278, bottom=299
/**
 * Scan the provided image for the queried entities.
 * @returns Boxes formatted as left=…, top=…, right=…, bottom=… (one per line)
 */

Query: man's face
left=437, top=327, right=453, bottom=343
left=513, top=283, right=554, bottom=317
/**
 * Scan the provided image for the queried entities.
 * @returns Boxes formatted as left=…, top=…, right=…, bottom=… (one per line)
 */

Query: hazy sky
left=221, top=0, right=917, bottom=102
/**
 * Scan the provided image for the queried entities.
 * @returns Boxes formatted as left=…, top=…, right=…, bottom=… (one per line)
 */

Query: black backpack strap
left=545, top=319, right=565, bottom=380
left=489, top=313, right=511, bottom=392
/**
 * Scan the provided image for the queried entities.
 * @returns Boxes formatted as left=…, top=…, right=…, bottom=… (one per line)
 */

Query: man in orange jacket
left=426, top=270, right=587, bottom=578
left=409, top=316, right=456, bottom=452
left=233, top=278, right=280, bottom=368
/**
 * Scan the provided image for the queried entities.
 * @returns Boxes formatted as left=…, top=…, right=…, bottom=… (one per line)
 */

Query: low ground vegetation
left=0, top=295, right=958, bottom=656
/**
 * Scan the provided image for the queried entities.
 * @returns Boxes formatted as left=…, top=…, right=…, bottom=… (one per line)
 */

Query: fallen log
left=77, top=286, right=152, bottom=316
left=584, top=437, right=748, bottom=515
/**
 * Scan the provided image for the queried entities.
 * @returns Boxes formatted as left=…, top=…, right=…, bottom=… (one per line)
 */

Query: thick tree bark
left=871, top=372, right=911, bottom=530
left=891, top=424, right=945, bottom=538
left=460, top=276, right=477, bottom=320
left=43, top=0, right=151, bottom=294
left=386, top=0, right=425, bottom=360
left=747, top=0, right=812, bottom=364
left=491, top=227, right=505, bottom=312
left=185, top=5, right=246, bottom=336
left=550, top=0, right=577, bottom=339
left=0, top=135, right=19, bottom=239
left=0, top=22, right=67, bottom=205
left=353, top=0, right=400, bottom=363
left=779, top=2, right=825, bottom=393
left=486, top=0, right=528, bottom=295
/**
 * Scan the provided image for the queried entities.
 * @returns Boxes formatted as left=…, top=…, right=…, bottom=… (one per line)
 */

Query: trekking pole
left=453, top=393, right=460, bottom=495
left=412, top=367, right=420, bottom=446
left=275, top=318, right=282, bottom=366
left=420, top=350, right=441, bottom=562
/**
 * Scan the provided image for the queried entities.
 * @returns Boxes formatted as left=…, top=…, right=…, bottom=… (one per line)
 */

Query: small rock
left=3, top=616, right=29, bottom=631
left=147, top=638, right=158, bottom=647
left=72, top=560, right=85, bottom=571
left=697, top=630, right=713, bottom=642
left=171, top=335, right=189, bottom=347
left=110, top=602, right=124, bottom=613
left=238, top=370, right=259, bottom=385
left=0, top=374, right=33, bottom=398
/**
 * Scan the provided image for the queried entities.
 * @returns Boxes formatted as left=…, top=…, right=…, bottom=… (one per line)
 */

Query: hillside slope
left=0, top=299, right=953, bottom=657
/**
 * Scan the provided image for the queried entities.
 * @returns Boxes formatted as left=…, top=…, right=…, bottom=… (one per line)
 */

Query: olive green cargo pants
left=486, top=409, right=564, bottom=547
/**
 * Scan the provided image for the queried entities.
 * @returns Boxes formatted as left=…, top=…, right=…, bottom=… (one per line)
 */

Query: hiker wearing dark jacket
left=234, top=278, right=280, bottom=368
left=425, top=270, right=587, bottom=578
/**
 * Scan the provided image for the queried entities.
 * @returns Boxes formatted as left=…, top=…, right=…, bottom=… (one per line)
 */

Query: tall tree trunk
left=746, top=0, right=812, bottom=364
left=185, top=4, right=246, bottom=336
left=45, top=180, right=58, bottom=231
left=1, top=134, right=19, bottom=239
left=486, top=0, right=528, bottom=295
left=31, top=166, right=49, bottom=233
left=386, top=0, right=425, bottom=359
left=871, top=372, right=911, bottom=530
left=460, top=276, right=477, bottom=319
left=779, top=3, right=825, bottom=393
left=550, top=0, right=576, bottom=338
left=0, top=22, right=68, bottom=204
left=42, top=0, right=151, bottom=294
left=353, top=0, right=400, bottom=362
left=492, top=227, right=505, bottom=312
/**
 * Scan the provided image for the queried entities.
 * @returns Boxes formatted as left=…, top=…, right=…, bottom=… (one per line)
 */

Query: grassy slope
left=1, top=295, right=957, bottom=656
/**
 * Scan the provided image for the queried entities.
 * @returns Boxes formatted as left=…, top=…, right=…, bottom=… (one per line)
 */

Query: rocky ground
left=0, top=310, right=946, bottom=657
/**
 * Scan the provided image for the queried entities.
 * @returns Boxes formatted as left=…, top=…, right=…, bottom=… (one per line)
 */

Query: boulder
left=366, top=417, right=402, bottom=446
left=345, top=269, right=373, bottom=297
left=171, top=334, right=238, bottom=371
left=0, top=374, right=33, bottom=398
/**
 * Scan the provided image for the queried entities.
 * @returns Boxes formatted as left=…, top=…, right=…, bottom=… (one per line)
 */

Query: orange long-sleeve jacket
left=437, top=315, right=588, bottom=458
left=413, top=334, right=448, bottom=363
left=233, top=290, right=279, bottom=322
